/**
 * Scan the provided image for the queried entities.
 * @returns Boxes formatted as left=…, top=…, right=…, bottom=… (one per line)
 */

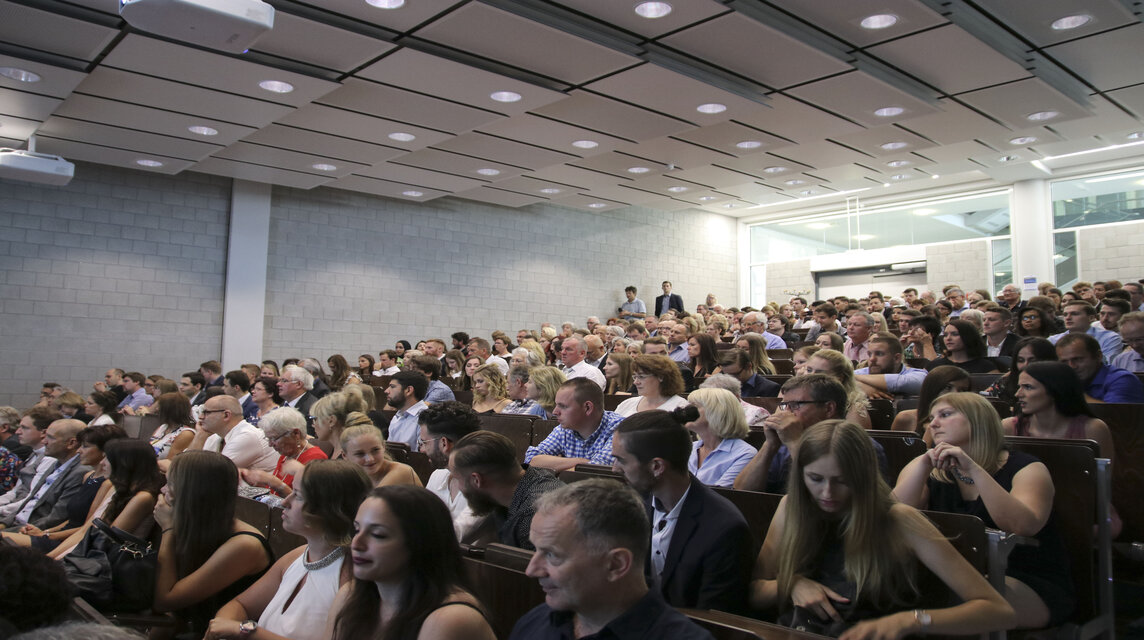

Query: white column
left=220, top=180, right=271, bottom=370
left=1010, top=179, right=1056, bottom=292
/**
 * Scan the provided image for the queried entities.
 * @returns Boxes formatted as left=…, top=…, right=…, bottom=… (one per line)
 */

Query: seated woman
left=803, top=350, right=871, bottom=429
left=149, top=391, right=196, bottom=472
left=926, top=320, right=1001, bottom=374
left=443, top=350, right=466, bottom=381
left=737, top=334, right=777, bottom=375
left=750, top=420, right=1015, bottom=638
left=890, top=365, right=971, bottom=437
left=1015, top=306, right=1059, bottom=339
left=615, top=354, right=688, bottom=417
left=706, top=314, right=730, bottom=341
left=327, top=485, right=496, bottom=640
left=241, top=407, right=328, bottom=498
left=153, top=451, right=274, bottom=637
left=815, top=332, right=845, bottom=352
left=793, top=345, right=820, bottom=376
left=248, top=376, right=282, bottom=428
left=459, top=355, right=483, bottom=392
left=311, top=388, right=371, bottom=461
left=206, top=461, right=373, bottom=640
left=526, top=366, right=566, bottom=419
left=893, top=393, right=1073, bottom=628
left=84, top=390, right=120, bottom=427
left=340, top=418, right=421, bottom=487
left=982, top=337, right=1056, bottom=410
left=682, top=388, right=756, bottom=487
left=356, top=354, right=375, bottom=381
left=326, top=355, right=351, bottom=393
left=509, top=346, right=543, bottom=369
left=470, top=364, right=511, bottom=414
left=260, top=361, right=280, bottom=379
left=688, top=333, right=721, bottom=379
left=603, top=352, right=634, bottom=396
left=903, top=315, right=942, bottom=362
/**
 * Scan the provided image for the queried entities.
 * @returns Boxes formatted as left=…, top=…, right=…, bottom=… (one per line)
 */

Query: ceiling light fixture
left=1009, top=136, right=1037, bottom=145
left=886, top=160, right=911, bottom=168
left=696, top=103, right=727, bottom=114
left=490, top=91, right=522, bottom=103
left=258, top=80, right=294, bottom=93
left=931, top=174, right=940, bottom=179
left=762, top=166, right=788, bottom=174
left=366, top=0, right=406, bottom=8
left=998, top=155, right=1019, bottom=163
left=722, top=203, right=736, bottom=208
left=798, top=189, right=816, bottom=196
left=476, top=168, right=501, bottom=176
left=1026, top=110, right=1059, bottom=122
left=860, top=14, right=898, bottom=29
left=874, top=106, right=904, bottom=117
left=539, top=188, right=562, bottom=194
left=698, top=196, right=716, bottom=201
left=627, top=166, right=651, bottom=174
left=587, top=203, right=607, bottom=208
left=634, top=1, right=672, bottom=18
left=1127, top=132, right=1143, bottom=141
left=388, top=132, right=416, bottom=142
left=311, top=163, right=337, bottom=171
left=187, top=125, right=218, bottom=136
left=736, top=140, right=762, bottom=149
left=572, top=140, right=598, bottom=149
left=784, top=179, right=806, bottom=186
left=135, top=159, right=163, bottom=167
left=880, top=141, right=908, bottom=150
left=891, top=174, right=910, bottom=180
left=666, top=186, right=688, bottom=193
left=0, top=67, right=41, bottom=83
left=402, top=190, right=423, bottom=197
left=807, top=222, right=831, bottom=229
left=1051, top=14, right=1091, bottom=30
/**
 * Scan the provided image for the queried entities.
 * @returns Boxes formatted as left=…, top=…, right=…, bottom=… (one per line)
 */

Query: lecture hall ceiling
left=1, top=0, right=1143, bottom=219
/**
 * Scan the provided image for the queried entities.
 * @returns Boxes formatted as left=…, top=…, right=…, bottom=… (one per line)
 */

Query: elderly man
left=586, top=316, right=600, bottom=334
left=502, top=366, right=548, bottom=417
left=583, top=334, right=607, bottom=370
left=510, top=479, right=714, bottom=640
left=419, top=401, right=484, bottom=540
left=1, top=418, right=92, bottom=529
left=468, top=337, right=509, bottom=376
left=946, top=287, right=969, bottom=318
left=997, top=284, right=1024, bottom=311
left=854, top=335, right=927, bottom=398
left=525, top=378, right=622, bottom=471
left=1057, top=333, right=1144, bottom=403
left=559, top=336, right=606, bottom=389
left=276, top=365, right=317, bottom=429
left=1112, top=312, right=1144, bottom=372
left=842, top=312, right=876, bottom=363
left=189, top=395, right=277, bottom=472
left=739, top=312, right=786, bottom=348
left=1049, top=301, right=1123, bottom=361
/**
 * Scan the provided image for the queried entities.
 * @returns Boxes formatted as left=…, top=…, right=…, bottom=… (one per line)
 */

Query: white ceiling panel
left=530, top=90, right=695, bottom=141
left=292, top=0, right=465, bottom=34
left=191, top=158, right=334, bottom=189
left=319, top=79, right=502, bottom=134
left=829, top=125, right=940, bottom=157
left=671, top=164, right=768, bottom=189
left=1047, top=96, right=1144, bottom=140
left=37, top=117, right=222, bottom=161
left=910, top=140, right=996, bottom=164
left=765, top=0, right=948, bottom=48
left=354, top=162, right=485, bottom=193
left=1105, top=84, right=1144, bottom=121
left=894, top=99, right=1012, bottom=145
left=0, top=114, right=43, bottom=141
left=1046, top=24, right=1144, bottom=92
left=577, top=183, right=664, bottom=205
left=213, top=142, right=368, bottom=177
left=635, top=198, right=695, bottom=211
left=0, top=56, right=87, bottom=98
left=475, top=114, right=627, bottom=157
left=615, top=136, right=732, bottom=169
left=727, top=140, right=871, bottom=172
left=714, top=153, right=813, bottom=180
left=969, top=0, right=1137, bottom=47
left=585, top=63, right=768, bottom=125
left=785, top=70, right=942, bottom=128
left=956, top=78, right=1093, bottom=130
left=276, top=103, right=453, bottom=151
left=524, top=164, right=627, bottom=191
left=549, top=0, right=730, bottom=38
left=491, top=176, right=583, bottom=198
left=329, top=175, right=450, bottom=202
left=241, top=125, right=405, bottom=165
left=432, top=132, right=576, bottom=170
left=551, top=194, right=629, bottom=212
left=673, top=121, right=794, bottom=157
left=390, top=148, right=526, bottom=182
left=251, top=11, right=397, bottom=72
left=36, top=138, right=195, bottom=175
left=0, top=1, right=118, bottom=61
left=454, top=186, right=546, bottom=208
left=0, top=88, right=62, bottom=122
left=52, top=94, right=257, bottom=146
left=868, top=25, right=1031, bottom=96
left=975, top=126, right=1064, bottom=152
left=733, top=94, right=863, bottom=144
left=569, top=151, right=664, bottom=179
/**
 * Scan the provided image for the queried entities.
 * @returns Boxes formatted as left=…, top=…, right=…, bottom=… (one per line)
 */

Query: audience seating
left=604, top=394, right=627, bottom=411
left=477, top=414, right=535, bottom=461
left=970, top=373, right=1003, bottom=392
left=1085, top=403, right=1144, bottom=543
left=462, top=556, right=545, bottom=640
left=385, top=441, right=410, bottom=463
left=531, top=419, right=558, bottom=446
left=867, top=398, right=895, bottom=429
left=711, top=487, right=782, bottom=557
left=453, top=389, right=473, bottom=405
left=770, top=360, right=794, bottom=375
left=865, top=430, right=927, bottom=483
left=682, top=608, right=828, bottom=640
left=268, top=507, right=306, bottom=559
left=558, top=464, right=625, bottom=484
left=235, top=496, right=272, bottom=538
left=483, top=543, right=534, bottom=572
left=987, top=398, right=1013, bottom=419
left=761, top=375, right=790, bottom=391
left=69, top=597, right=112, bottom=625
left=407, top=450, right=434, bottom=486
left=766, top=349, right=793, bottom=360
left=742, top=397, right=780, bottom=413
left=120, top=414, right=162, bottom=441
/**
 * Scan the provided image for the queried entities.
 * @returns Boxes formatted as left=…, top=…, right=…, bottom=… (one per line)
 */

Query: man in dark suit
left=222, top=369, right=259, bottom=423
left=655, top=281, right=684, bottom=317
left=611, top=411, right=754, bottom=615
left=717, top=349, right=780, bottom=397
left=277, top=364, right=317, bottom=433
left=983, top=306, right=1020, bottom=359
left=0, top=418, right=91, bottom=529
left=200, top=360, right=225, bottom=388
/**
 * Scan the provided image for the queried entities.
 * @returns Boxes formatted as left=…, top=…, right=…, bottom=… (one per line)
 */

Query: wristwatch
left=238, top=620, right=257, bottom=639
left=914, top=609, right=932, bottom=631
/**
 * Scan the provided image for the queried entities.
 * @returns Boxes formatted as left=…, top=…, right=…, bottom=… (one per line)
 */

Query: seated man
left=408, top=355, right=456, bottom=404
left=450, top=430, right=564, bottom=550
left=0, top=418, right=90, bottom=530
left=1112, top=312, right=1144, bottom=372
left=221, top=370, right=257, bottom=422
left=854, top=335, right=927, bottom=398
left=0, top=407, right=61, bottom=518
left=1099, top=298, right=1131, bottom=332
left=717, top=349, right=780, bottom=397
left=510, top=479, right=714, bottom=640
left=611, top=411, right=753, bottom=614
left=1049, top=300, right=1123, bottom=361
left=188, top=396, right=278, bottom=473
left=525, top=378, right=622, bottom=471
left=559, top=336, right=606, bottom=390
left=739, top=312, right=786, bottom=349
left=502, top=365, right=548, bottom=417
left=1056, top=333, right=1144, bottom=403
left=385, top=371, right=430, bottom=451
left=0, top=406, right=32, bottom=462
left=418, top=401, right=484, bottom=541
left=116, top=371, right=154, bottom=414
left=842, top=312, right=876, bottom=364
left=374, top=349, right=401, bottom=376
left=804, top=303, right=845, bottom=343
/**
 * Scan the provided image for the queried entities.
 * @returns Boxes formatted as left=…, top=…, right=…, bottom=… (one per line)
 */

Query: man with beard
left=384, top=370, right=429, bottom=451
left=418, top=401, right=484, bottom=541
left=449, top=430, right=563, bottom=551
left=853, top=335, right=927, bottom=398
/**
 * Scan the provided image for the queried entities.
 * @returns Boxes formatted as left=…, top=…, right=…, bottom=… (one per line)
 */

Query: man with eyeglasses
left=188, top=395, right=277, bottom=473
left=1112, top=312, right=1144, bottom=372
left=733, top=374, right=886, bottom=493
left=739, top=312, right=786, bottom=348
left=418, top=401, right=485, bottom=541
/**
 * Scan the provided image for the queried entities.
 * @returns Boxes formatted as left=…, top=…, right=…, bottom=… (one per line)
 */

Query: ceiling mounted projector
left=119, top=0, right=275, bottom=54
left=0, top=138, right=74, bottom=186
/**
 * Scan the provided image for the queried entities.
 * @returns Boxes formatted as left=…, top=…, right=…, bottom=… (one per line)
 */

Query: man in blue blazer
left=655, top=281, right=685, bottom=317
left=611, top=410, right=754, bottom=615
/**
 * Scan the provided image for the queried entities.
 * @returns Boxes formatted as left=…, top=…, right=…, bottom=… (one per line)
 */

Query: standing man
left=656, top=281, right=684, bottom=317
left=189, top=396, right=277, bottom=472
left=982, top=306, right=1019, bottom=358
left=526, top=378, right=622, bottom=471
left=619, top=286, right=647, bottom=320
left=385, top=371, right=430, bottom=451
left=559, top=337, right=606, bottom=389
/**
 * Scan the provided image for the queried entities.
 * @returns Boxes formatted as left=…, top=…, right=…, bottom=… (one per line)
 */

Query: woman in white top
left=84, top=390, right=120, bottom=427
left=150, top=392, right=196, bottom=472
left=683, top=388, right=757, bottom=488
left=206, top=460, right=372, bottom=640
left=614, top=354, right=689, bottom=417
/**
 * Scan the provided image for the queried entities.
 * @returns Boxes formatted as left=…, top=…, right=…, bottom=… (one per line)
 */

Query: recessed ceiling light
left=1051, top=14, right=1091, bottom=30
left=883, top=183, right=892, bottom=187
left=762, top=166, right=788, bottom=174
left=860, top=14, right=898, bottom=29
left=627, top=166, right=651, bottom=174
left=366, top=0, right=405, bottom=8
left=1026, top=110, right=1060, bottom=122
left=696, top=103, right=726, bottom=114
left=572, top=140, right=599, bottom=149
left=807, top=222, right=831, bottom=229
left=891, top=173, right=910, bottom=180
left=666, top=186, right=688, bottom=193
left=311, top=163, right=337, bottom=171
left=854, top=234, right=876, bottom=240
left=402, top=190, right=423, bottom=197
left=388, top=132, right=416, bottom=142
left=722, top=203, right=736, bottom=208
left=880, top=141, right=908, bottom=150
left=1009, top=136, right=1037, bottom=145
left=998, top=155, right=1019, bottom=163
left=539, top=188, right=562, bottom=194
left=874, top=106, right=905, bottom=117
left=798, top=190, right=816, bottom=196
left=736, top=140, right=763, bottom=149
left=136, top=159, right=163, bottom=167
left=0, top=67, right=41, bottom=83
left=490, top=91, right=522, bottom=103
left=913, top=208, right=937, bottom=216
left=784, top=179, right=806, bottom=186
left=1126, top=132, right=1143, bottom=141
left=931, top=174, right=940, bottom=179
left=886, top=160, right=911, bottom=168
left=698, top=196, right=716, bottom=201
left=187, top=125, right=219, bottom=136
left=587, top=203, right=607, bottom=208
left=634, top=1, right=672, bottom=18
left=258, top=80, right=294, bottom=93
left=476, top=168, right=501, bottom=176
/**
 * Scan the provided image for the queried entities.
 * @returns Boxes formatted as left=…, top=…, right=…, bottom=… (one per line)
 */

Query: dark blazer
left=648, top=479, right=754, bottom=614
left=992, top=332, right=1020, bottom=359
left=241, top=396, right=258, bottom=422
left=741, top=373, right=780, bottom=398
left=288, top=392, right=317, bottom=435
left=206, top=375, right=225, bottom=388
left=655, top=293, right=684, bottom=316
left=11, top=456, right=93, bottom=529
left=310, top=378, right=331, bottom=399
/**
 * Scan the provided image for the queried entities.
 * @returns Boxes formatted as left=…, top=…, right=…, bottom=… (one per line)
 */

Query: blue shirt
left=853, top=365, right=928, bottom=396
left=1086, top=365, right=1144, bottom=403
left=501, top=398, right=548, bottom=417
left=117, top=388, right=153, bottom=411
left=388, top=401, right=428, bottom=451
left=509, top=588, right=714, bottom=640
left=1050, top=325, right=1123, bottom=362
left=423, top=380, right=455, bottom=404
left=620, top=298, right=646, bottom=319
left=668, top=342, right=690, bottom=364
left=1111, top=349, right=1144, bottom=372
left=524, top=411, right=623, bottom=465
left=688, top=438, right=757, bottom=487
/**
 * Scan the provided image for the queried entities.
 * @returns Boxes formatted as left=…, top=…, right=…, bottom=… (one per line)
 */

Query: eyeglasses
left=633, top=374, right=656, bottom=380
left=200, top=409, right=228, bottom=416
left=417, top=436, right=440, bottom=448
left=777, top=400, right=826, bottom=411
left=1020, top=315, right=1038, bottom=322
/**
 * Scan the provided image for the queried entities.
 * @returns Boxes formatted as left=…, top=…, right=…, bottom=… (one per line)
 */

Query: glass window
left=1053, top=231, right=1078, bottom=289
left=1051, top=168, right=1144, bottom=229
left=991, top=238, right=1012, bottom=295
left=750, top=265, right=766, bottom=309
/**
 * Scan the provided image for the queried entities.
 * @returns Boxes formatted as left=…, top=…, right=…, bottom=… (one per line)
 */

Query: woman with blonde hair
left=751, top=421, right=1015, bottom=637
left=310, top=388, right=370, bottom=461
left=736, top=333, right=776, bottom=375
left=510, top=343, right=545, bottom=368
left=803, top=349, right=872, bottom=429
left=470, top=364, right=511, bottom=414
left=526, top=366, right=567, bottom=419
left=682, top=387, right=755, bottom=487
left=615, top=354, right=688, bottom=417
left=340, top=417, right=421, bottom=487
left=603, top=352, right=634, bottom=395
left=706, top=314, right=730, bottom=340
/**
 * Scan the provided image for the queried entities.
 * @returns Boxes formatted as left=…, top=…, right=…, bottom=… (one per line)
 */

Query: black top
left=508, top=588, right=714, bottom=640
left=741, top=374, right=780, bottom=398
left=2, top=434, right=31, bottom=462
left=498, top=467, right=563, bottom=551
left=185, top=530, right=273, bottom=636
left=925, top=357, right=999, bottom=373
left=64, top=473, right=105, bottom=529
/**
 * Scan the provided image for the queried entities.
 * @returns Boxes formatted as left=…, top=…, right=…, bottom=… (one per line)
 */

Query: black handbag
left=61, top=518, right=157, bottom=612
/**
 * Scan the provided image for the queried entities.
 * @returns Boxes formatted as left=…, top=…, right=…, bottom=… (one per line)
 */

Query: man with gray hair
left=559, top=336, right=606, bottom=390
left=298, top=358, right=331, bottom=398
left=699, top=374, right=769, bottom=427
left=842, top=311, right=876, bottom=363
left=947, top=287, right=969, bottom=318
left=509, top=479, right=714, bottom=640
left=276, top=364, right=317, bottom=430
left=739, top=311, right=786, bottom=349
left=586, top=316, right=600, bottom=333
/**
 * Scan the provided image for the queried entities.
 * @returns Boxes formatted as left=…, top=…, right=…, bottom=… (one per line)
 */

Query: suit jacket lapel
left=661, top=482, right=703, bottom=586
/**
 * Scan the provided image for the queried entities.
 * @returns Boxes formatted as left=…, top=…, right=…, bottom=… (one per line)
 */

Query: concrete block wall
left=926, top=240, right=991, bottom=295
left=0, top=162, right=231, bottom=407
left=764, top=258, right=814, bottom=306
left=262, top=186, right=740, bottom=361
left=1077, top=221, right=1144, bottom=282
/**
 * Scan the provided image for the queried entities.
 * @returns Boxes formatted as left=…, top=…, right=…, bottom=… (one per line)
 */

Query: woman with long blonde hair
left=736, top=333, right=776, bottom=375
left=525, top=366, right=566, bottom=419
left=803, top=349, right=871, bottom=429
left=470, top=364, right=511, bottom=414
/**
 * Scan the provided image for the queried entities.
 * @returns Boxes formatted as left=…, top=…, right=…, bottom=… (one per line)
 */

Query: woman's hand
left=928, top=442, right=977, bottom=480
left=839, top=611, right=915, bottom=640
left=204, top=617, right=243, bottom=640
left=154, top=493, right=174, bottom=530
left=18, top=524, right=44, bottom=536
left=791, top=577, right=850, bottom=622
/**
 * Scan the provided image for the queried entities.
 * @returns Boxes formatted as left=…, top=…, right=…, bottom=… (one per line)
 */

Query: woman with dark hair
left=327, top=485, right=496, bottom=640
left=327, top=355, right=351, bottom=392
left=615, top=354, right=688, bottom=417
left=926, top=320, right=1000, bottom=373
left=443, top=350, right=466, bottom=381
left=750, top=421, right=1014, bottom=637
left=152, top=451, right=273, bottom=637
left=688, top=333, right=720, bottom=379
left=459, top=355, right=483, bottom=393
left=983, top=337, right=1056, bottom=409
left=814, top=332, right=845, bottom=352
left=394, top=340, right=411, bottom=367
left=356, top=354, right=376, bottom=380
left=84, top=390, right=120, bottom=427
left=903, top=315, right=942, bottom=361
left=249, top=376, right=282, bottom=428
left=1002, top=361, right=1114, bottom=458
left=935, top=300, right=954, bottom=325
left=1014, top=306, right=1058, bottom=339
left=206, top=461, right=373, bottom=640
left=890, top=365, right=971, bottom=436
left=150, top=391, right=196, bottom=468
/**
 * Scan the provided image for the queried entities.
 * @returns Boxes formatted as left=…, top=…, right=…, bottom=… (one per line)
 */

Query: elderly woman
left=510, top=345, right=544, bottom=369
left=615, top=354, right=688, bottom=417
left=683, top=387, right=757, bottom=487
left=241, top=407, right=328, bottom=498
left=525, top=366, right=566, bottom=420
left=471, top=364, right=511, bottom=414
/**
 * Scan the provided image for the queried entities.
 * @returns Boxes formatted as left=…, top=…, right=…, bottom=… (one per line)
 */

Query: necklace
left=952, top=468, right=975, bottom=485
left=303, top=546, right=344, bottom=571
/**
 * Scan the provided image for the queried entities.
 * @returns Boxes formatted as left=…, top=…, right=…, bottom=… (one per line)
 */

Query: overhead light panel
left=634, top=2, right=672, bottom=18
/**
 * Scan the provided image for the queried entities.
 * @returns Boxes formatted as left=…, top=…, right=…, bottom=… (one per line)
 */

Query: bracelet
left=162, top=527, right=173, bottom=534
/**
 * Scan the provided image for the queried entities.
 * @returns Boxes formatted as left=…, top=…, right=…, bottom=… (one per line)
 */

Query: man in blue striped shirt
left=524, top=378, right=621, bottom=471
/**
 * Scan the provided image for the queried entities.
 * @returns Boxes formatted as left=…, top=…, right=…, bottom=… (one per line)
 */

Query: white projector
left=0, top=149, right=75, bottom=186
left=119, top=0, right=275, bottom=54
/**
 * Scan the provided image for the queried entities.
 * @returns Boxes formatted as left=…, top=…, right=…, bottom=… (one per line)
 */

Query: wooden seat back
left=1084, top=402, right=1144, bottom=542
left=771, top=359, right=794, bottom=375
left=462, top=556, right=545, bottom=640
left=121, top=414, right=163, bottom=440
left=453, top=389, right=473, bottom=405
left=483, top=543, right=534, bottom=572
left=531, top=419, right=558, bottom=446
left=235, top=496, right=272, bottom=537
left=559, top=464, right=626, bottom=485
left=866, top=430, right=927, bottom=484
left=867, top=398, right=896, bottom=429
left=604, top=394, right=627, bottom=411
left=742, top=397, right=780, bottom=413
left=477, top=414, right=535, bottom=462
left=711, top=487, right=783, bottom=557
left=407, top=450, right=434, bottom=486
left=766, top=349, right=794, bottom=360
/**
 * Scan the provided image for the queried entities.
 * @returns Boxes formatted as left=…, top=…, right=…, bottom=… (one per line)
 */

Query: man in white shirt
left=374, top=349, right=401, bottom=376
left=559, top=336, right=606, bottom=389
left=982, top=306, right=1019, bottom=358
left=190, top=395, right=277, bottom=473
left=468, top=337, right=509, bottom=376
left=418, top=401, right=483, bottom=541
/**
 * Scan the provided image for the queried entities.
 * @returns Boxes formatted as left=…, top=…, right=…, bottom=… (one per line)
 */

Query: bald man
left=189, top=395, right=277, bottom=473
left=0, top=419, right=90, bottom=529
